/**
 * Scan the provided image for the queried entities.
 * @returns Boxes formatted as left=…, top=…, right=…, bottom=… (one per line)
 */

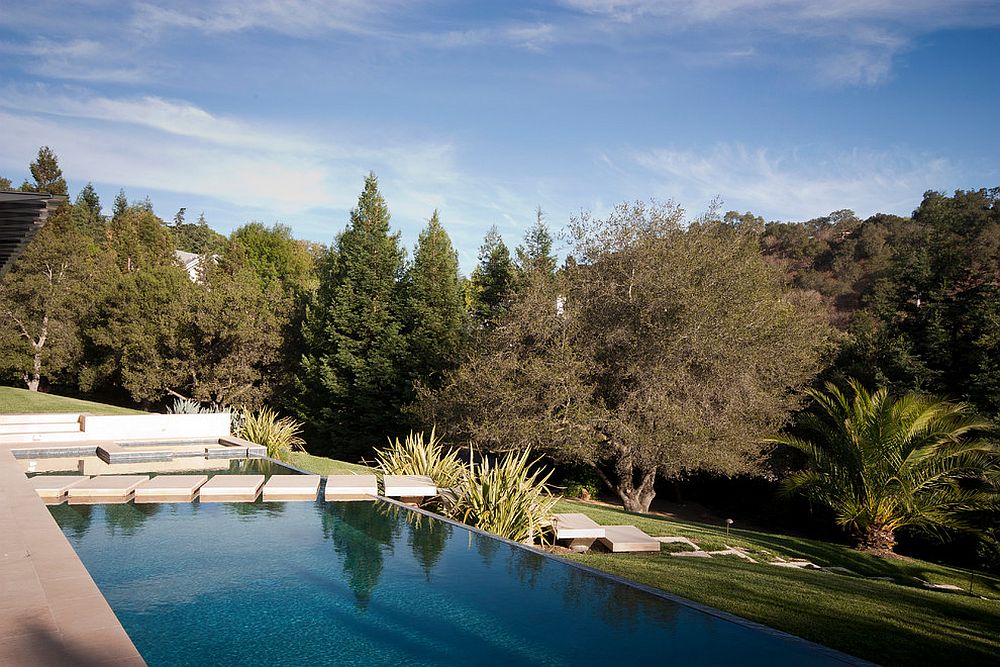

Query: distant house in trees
left=174, top=249, right=217, bottom=282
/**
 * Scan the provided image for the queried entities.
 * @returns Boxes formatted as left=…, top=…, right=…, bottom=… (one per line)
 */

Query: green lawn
left=0, top=386, right=144, bottom=415
left=556, top=499, right=1000, bottom=666
left=286, top=451, right=372, bottom=475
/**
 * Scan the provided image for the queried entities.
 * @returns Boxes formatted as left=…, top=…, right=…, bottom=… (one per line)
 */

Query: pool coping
left=0, top=447, right=146, bottom=665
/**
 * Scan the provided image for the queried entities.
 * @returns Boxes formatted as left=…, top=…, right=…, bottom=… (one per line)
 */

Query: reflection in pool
left=49, top=500, right=854, bottom=666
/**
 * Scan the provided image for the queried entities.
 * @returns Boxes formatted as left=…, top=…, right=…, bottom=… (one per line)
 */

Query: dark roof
left=0, top=191, right=62, bottom=276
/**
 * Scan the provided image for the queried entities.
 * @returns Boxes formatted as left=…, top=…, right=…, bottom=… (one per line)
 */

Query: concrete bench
left=552, top=513, right=606, bottom=551
left=597, top=525, right=661, bottom=553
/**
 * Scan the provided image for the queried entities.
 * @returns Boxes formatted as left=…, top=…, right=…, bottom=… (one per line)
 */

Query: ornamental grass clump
left=237, top=407, right=305, bottom=462
left=448, top=449, right=557, bottom=544
left=372, top=428, right=465, bottom=489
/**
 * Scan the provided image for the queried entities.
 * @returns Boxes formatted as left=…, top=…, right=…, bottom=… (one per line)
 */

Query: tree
left=108, top=206, right=175, bottom=273
left=80, top=265, right=196, bottom=406
left=23, top=146, right=68, bottom=196
left=418, top=201, right=832, bottom=512
left=298, top=173, right=409, bottom=459
left=227, top=222, right=316, bottom=293
left=515, top=207, right=557, bottom=279
left=770, top=380, right=999, bottom=552
left=73, top=183, right=107, bottom=241
left=467, top=226, right=516, bottom=326
left=0, top=213, right=97, bottom=390
left=404, top=210, right=467, bottom=388
left=112, top=190, right=128, bottom=220
left=0, top=177, right=12, bottom=190
left=170, top=212, right=227, bottom=256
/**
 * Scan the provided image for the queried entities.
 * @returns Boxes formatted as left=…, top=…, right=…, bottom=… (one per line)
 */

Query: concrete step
left=0, top=422, right=83, bottom=435
left=0, top=431, right=93, bottom=444
left=0, top=413, right=82, bottom=426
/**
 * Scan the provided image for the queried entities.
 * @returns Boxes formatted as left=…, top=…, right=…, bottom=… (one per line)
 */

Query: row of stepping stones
left=654, top=536, right=975, bottom=596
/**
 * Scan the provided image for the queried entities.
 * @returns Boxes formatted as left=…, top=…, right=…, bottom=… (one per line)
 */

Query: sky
left=1, top=0, right=998, bottom=270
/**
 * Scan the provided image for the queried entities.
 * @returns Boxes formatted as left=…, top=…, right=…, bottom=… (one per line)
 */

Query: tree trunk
left=858, top=525, right=895, bottom=552
left=616, top=467, right=657, bottom=513
left=25, top=351, right=42, bottom=391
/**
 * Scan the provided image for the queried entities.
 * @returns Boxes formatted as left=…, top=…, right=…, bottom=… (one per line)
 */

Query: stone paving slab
left=325, top=474, right=378, bottom=500
left=133, top=475, right=208, bottom=503
left=262, top=475, right=320, bottom=501
left=65, top=475, right=149, bottom=500
left=28, top=475, right=90, bottom=500
left=382, top=474, right=436, bottom=497
left=597, top=525, right=661, bottom=553
left=198, top=474, right=264, bottom=501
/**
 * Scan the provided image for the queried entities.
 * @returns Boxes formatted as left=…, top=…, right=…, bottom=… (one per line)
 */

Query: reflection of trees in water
left=561, top=566, right=680, bottom=632
left=49, top=503, right=93, bottom=540
left=504, top=547, right=545, bottom=589
left=222, top=501, right=285, bottom=520
left=103, top=502, right=160, bottom=537
left=321, top=502, right=400, bottom=610
left=404, top=511, right=451, bottom=580
left=474, top=532, right=501, bottom=566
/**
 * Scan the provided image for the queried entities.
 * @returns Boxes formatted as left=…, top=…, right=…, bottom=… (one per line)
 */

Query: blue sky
left=1, top=1, right=998, bottom=270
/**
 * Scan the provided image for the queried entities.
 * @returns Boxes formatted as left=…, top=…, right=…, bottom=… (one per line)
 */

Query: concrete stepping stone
left=325, top=474, right=378, bottom=501
left=597, top=525, right=661, bottom=553
left=262, top=474, right=321, bottom=501
left=66, top=474, right=149, bottom=503
left=708, top=547, right=758, bottom=563
left=656, top=536, right=700, bottom=550
left=28, top=475, right=90, bottom=501
left=770, top=560, right=820, bottom=569
left=198, top=474, right=264, bottom=502
left=382, top=474, right=436, bottom=499
left=922, top=582, right=965, bottom=594
left=552, top=513, right=606, bottom=551
left=134, top=475, right=208, bottom=503
left=670, top=550, right=712, bottom=558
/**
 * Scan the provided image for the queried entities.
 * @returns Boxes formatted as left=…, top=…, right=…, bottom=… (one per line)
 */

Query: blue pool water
left=49, top=499, right=854, bottom=666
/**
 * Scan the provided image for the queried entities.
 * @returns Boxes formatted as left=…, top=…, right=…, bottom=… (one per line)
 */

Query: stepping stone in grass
left=670, top=550, right=712, bottom=558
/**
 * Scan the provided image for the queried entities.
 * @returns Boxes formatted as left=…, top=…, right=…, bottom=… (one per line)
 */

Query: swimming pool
left=48, top=497, right=859, bottom=666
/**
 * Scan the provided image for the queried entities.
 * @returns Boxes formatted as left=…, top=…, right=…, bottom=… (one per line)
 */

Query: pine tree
left=404, top=210, right=467, bottom=388
left=468, top=226, right=516, bottom=326
left=25, top=147, right=68, bottom=196
left=76, top=183, right=101, bottom=218
left=113, top=190, right=128, bottom=220
left=298, top=173, right=409, bottom=459
left=515, top=207, right=557, bottom=278
left=73, top=184, right=107, bottom=242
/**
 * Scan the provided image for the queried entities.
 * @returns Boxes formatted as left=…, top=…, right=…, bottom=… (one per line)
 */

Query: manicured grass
left=0, top=386, right=144, bottom=415
left=556, top=499, right=1000, bottom=666
left=286, top=451, right=372, bottom=475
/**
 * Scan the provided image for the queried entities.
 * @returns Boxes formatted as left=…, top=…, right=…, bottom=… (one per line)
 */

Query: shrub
left=447, top=449, right=557, bottom=543
left=237, top=407, right=305, bottom=462
left=166, top=397, right=211, bottom=414
left=372, top=428, right=465, bottom=489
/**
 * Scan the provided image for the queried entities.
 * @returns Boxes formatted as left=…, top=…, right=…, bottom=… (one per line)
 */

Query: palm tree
left=769, top=379, right=999, bottom=552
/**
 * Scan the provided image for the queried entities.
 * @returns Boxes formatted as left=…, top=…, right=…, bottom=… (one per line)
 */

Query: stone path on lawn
left=651, top=535, right=975, bottom=595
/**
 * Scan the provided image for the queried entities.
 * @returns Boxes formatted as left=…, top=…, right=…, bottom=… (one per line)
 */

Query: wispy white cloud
left=0, top=38, right=146, bottom=83
left=558, top=0, right=1000, bottom=86
left=627, top=143, right=958, bottom=220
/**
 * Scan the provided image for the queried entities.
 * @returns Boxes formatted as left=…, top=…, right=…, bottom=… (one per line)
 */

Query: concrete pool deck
left=0, top=448, right=146, bottom=665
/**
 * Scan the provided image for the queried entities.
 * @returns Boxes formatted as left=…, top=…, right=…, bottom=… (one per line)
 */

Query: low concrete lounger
left=66, top=475, right=150, bottom=503
left=198, top=474, right=265, bottom=502
left=598, top=525, right=661, bottom=553
left=325, top=474, right=378, bottom=501
left=262, top=474, right=321, bottom=501
left=552, top=513, right=606, bottom=551
left=134, top=475, right=209, bottom=502
left=28, top=475, right=90, bottom=501
left=382, top=474, right=436, bottom=499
